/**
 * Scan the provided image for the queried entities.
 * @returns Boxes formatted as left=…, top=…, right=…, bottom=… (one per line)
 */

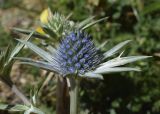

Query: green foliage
left=45, top=0, right=159, bottom=114
left=0, top=0, right=159, bottom=114
left=0, top=25, right=12, bottom=47
left=0, top=104, right=29, bottom=112
left=0, top=0, right=21, bottom=9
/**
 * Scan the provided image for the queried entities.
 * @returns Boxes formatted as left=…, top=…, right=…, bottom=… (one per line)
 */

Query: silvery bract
left=0, top=32, right=32, bottom=86
left=16, top=12, right=150, bottom=79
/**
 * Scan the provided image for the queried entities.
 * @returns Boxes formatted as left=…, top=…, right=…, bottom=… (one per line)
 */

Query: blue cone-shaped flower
left=17, top=30, right=150, bottom=79
left=56, top=31, right=103, bottom=75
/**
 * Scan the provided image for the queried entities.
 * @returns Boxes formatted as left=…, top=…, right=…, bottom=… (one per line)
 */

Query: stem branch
left=69, top=78, right=79, bottom=114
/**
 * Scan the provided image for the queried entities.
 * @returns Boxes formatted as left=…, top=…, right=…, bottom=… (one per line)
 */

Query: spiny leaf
left=42, top=26, right=57, bottom=38
left=76, top=16, right=95, bottom=29
left=0, top=104, right=29, bottom=112
left=17, top=39, right=54, bottom=63
left=13, top=28, right=49, bottom=40
left=101, top=56, right=151, bottom=68
left=94, top=67, right=140, bottom=74
left=97, top=40, right=108, bottom=50
left=9, top=31, right=34, bottom=62
left=83, top=72, right=103, bottom=79
left=82, top=17, right=108, bottom=30
left=15, top=57, right=58, bottom=72
left=103, top=40, right=131, bottom=59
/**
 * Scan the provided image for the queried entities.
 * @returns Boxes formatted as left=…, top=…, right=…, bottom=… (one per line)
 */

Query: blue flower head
left=56, top=31, right=103, bottom=75
left=18, top=14, right=151, bottom=78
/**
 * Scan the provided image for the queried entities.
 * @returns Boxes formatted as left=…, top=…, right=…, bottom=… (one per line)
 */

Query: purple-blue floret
left=57, top=31, right=104, bottom=75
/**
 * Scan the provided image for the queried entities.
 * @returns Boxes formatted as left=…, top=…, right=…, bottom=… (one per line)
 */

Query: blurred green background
left=0, top=0, right=160, bottom=114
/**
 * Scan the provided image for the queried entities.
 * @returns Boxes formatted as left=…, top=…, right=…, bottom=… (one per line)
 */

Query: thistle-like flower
left=57, top=31, right=103, bottom=75
left=17, top=30, right=150, bottom=79
left=14, top=12, right=151, bottom=114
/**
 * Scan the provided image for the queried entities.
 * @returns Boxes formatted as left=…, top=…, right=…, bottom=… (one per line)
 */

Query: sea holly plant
left=13, top=8, right=108, bottom=46
left=12, top=9, right=151, bottom=114
left=0, top=33, right=33, bottom=106
left=0, top=32, right=46, bottom=113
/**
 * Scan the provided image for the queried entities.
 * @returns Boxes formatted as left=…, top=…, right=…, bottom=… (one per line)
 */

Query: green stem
left=69, top=78, right=79, bottom=114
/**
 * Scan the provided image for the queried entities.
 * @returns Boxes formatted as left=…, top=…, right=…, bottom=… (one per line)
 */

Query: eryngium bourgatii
left=17, top=30, right=150, bottom=79
left=57, top=31, right=103, bottom=75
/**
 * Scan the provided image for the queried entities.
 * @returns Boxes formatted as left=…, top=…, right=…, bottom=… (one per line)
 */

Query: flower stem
left=69, top=78, right=79, bottom=114
left=56, top=76, right=69, bottom=114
